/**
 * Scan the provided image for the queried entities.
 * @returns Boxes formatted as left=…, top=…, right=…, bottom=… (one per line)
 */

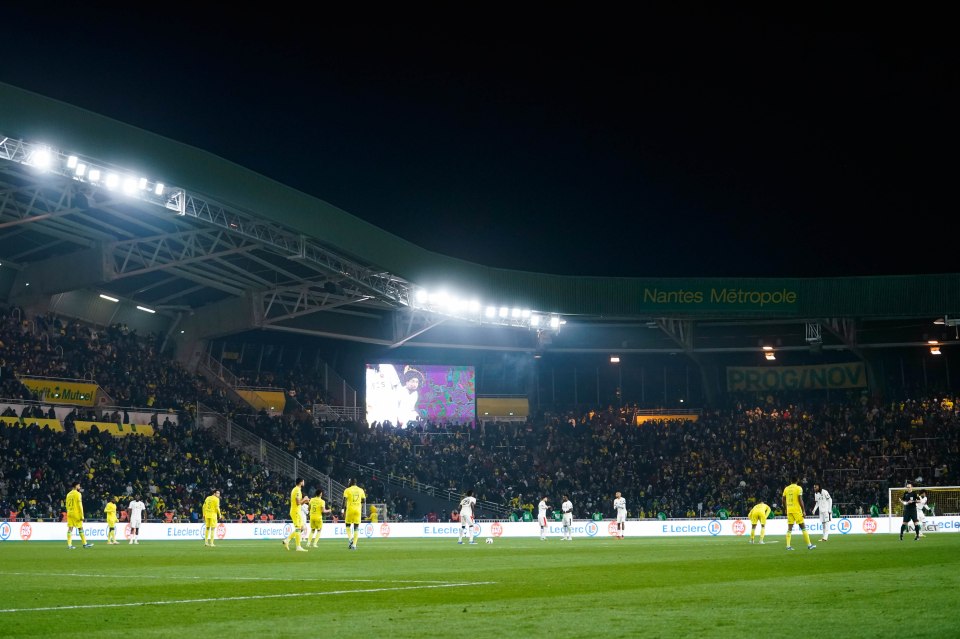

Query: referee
left=900, top=482, right=921, bottom=541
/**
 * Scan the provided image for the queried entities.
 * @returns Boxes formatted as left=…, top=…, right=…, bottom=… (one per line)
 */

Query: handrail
left=339, top=458, right=511, bottom=518
left=196, top=402, right=346, bottom=503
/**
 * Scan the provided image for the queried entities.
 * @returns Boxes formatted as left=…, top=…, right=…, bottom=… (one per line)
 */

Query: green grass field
left=2, top=534, right=959, bottom=638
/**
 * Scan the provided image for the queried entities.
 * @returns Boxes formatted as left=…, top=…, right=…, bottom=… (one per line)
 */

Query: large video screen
left=365, top=363, right=476, bottom=427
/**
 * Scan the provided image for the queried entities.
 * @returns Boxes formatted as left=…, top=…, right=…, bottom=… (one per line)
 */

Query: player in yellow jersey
left=747, top=500, right=771, bottom=544
left=104, top=496, right=119, bottom=544
left=308, top=488, right=332, bottom=547
left=65, top=481, right=92, bottom=549
left=342, top=478, right=366, bottom=550
left=782, top=477, right=816, bottom=551
left=284, top=478, right=309, bottom=552
left=202, top=489, right=222, bottom=546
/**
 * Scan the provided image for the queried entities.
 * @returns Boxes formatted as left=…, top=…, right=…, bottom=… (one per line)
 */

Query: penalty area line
left=0, top=581, right=497, bottom=614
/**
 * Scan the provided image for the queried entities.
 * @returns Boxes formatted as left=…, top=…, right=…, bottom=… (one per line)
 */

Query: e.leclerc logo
left=707, top=520, right=722, bottom=536
left=585, top=521, right=599, bottom=537
left=0, top=521, right=10, bottom=540
left=837, top=518, right=852, bottom=534
left=363, top=523, right=374, bottom=538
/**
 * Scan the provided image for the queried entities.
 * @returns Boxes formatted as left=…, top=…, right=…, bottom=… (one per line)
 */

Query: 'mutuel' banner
left=727, top=363, right=866, bottom=391
left=20, top=377, right=98, bottom=406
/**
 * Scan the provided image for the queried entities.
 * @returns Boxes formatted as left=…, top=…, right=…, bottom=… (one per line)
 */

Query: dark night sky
left=1, top=7, right=955, bottom=279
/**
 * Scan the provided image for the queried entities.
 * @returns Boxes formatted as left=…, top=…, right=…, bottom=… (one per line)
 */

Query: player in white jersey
left=300, top=501, right=311, bottom=538
left=538, top=497, right=550, bottom=540
left=613, top=491, right=627, bottom=539
left=457, top=489, right=477, bottom=545
left=911, top=489, right=929, bottom=537
left=812, top=484, right=833, bottom=541
left=127, top=495, right=146, bottom=544
left=561, top=495, right=573, bottom=541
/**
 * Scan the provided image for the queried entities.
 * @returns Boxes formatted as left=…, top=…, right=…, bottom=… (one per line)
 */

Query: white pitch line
left=0, top=581, right=496, bottom=614
left=0, top=571, right=454, bottom=584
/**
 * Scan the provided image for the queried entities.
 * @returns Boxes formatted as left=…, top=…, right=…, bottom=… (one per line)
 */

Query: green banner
left=640, top=285, right=798, bottom=311
left=727, top=362, right=867, bottom=391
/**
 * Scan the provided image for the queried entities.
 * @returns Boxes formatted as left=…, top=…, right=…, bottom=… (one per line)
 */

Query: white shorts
left=819, top=514, right=831, bottom=523
left=562, top=513, right=572, bottom=526
left=130, top=518, right=142, bottom=528
left=616, top=512, right=626, bottom=524
left=460, top=515, right=474, bottom=526
left=538, top=515, right=547, bottom=527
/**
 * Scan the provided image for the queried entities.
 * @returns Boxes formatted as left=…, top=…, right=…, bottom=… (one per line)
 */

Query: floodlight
left=29, top=147, right=53, bottom=170
left=105, top=173, right=120, bottom=189
left=498, top=307, right=509, bottom=318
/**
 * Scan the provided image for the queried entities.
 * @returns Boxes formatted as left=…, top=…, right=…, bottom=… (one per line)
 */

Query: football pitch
left=2, top=534, right=959, bottom=638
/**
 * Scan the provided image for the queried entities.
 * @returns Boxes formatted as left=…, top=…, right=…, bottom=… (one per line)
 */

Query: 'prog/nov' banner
left=726, top=362, right=866, bottom=391
left=19, top=377, right=98, bottom=406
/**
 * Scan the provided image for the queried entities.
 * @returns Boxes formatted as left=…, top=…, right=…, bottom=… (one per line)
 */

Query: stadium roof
left=3, top=80, right=960, bottom=362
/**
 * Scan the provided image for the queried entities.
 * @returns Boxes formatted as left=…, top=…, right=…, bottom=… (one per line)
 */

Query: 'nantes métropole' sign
left=727, top=363, right=866, bottom=391
left=641, top=286, right=797, bottom=311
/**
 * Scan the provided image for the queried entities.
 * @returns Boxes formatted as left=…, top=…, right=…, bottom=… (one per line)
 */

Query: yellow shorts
left=310, top=517, right=323, bottom=529
left=345, top=510, right=361, bottom=525
left=204, top=516, right=217, bottom=528
left=749, top=513, right=767, bottom=525
left=786, top=509, right=805, bottom=525
left=67, top=515, right=83, bottom=528
left=291, top=511, right=303, bottom=528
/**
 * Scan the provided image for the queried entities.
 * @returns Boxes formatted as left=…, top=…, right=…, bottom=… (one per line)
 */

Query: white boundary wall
left=3, top=515, right=960, bottom=542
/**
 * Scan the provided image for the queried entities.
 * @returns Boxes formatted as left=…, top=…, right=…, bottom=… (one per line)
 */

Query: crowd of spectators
left=0, top=416, right=292, bottom=523
left=206, top=394, right=960, bottom=520
left=1, top=305, right=959, bottom=523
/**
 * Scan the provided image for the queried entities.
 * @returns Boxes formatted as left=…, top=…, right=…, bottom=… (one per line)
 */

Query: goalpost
left=887, top=485, right=959, bottom=533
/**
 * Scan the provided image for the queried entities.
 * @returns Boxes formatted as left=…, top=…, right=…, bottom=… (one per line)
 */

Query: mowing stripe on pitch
left=0, top=581, right=497, bottom=613
left=0, top=571, right=458, bottom=583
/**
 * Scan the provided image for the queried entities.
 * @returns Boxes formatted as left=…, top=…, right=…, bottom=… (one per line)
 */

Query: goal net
left=887, top=485, right=959, bottom=532
left=365, top=502, right=386, bottom=523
